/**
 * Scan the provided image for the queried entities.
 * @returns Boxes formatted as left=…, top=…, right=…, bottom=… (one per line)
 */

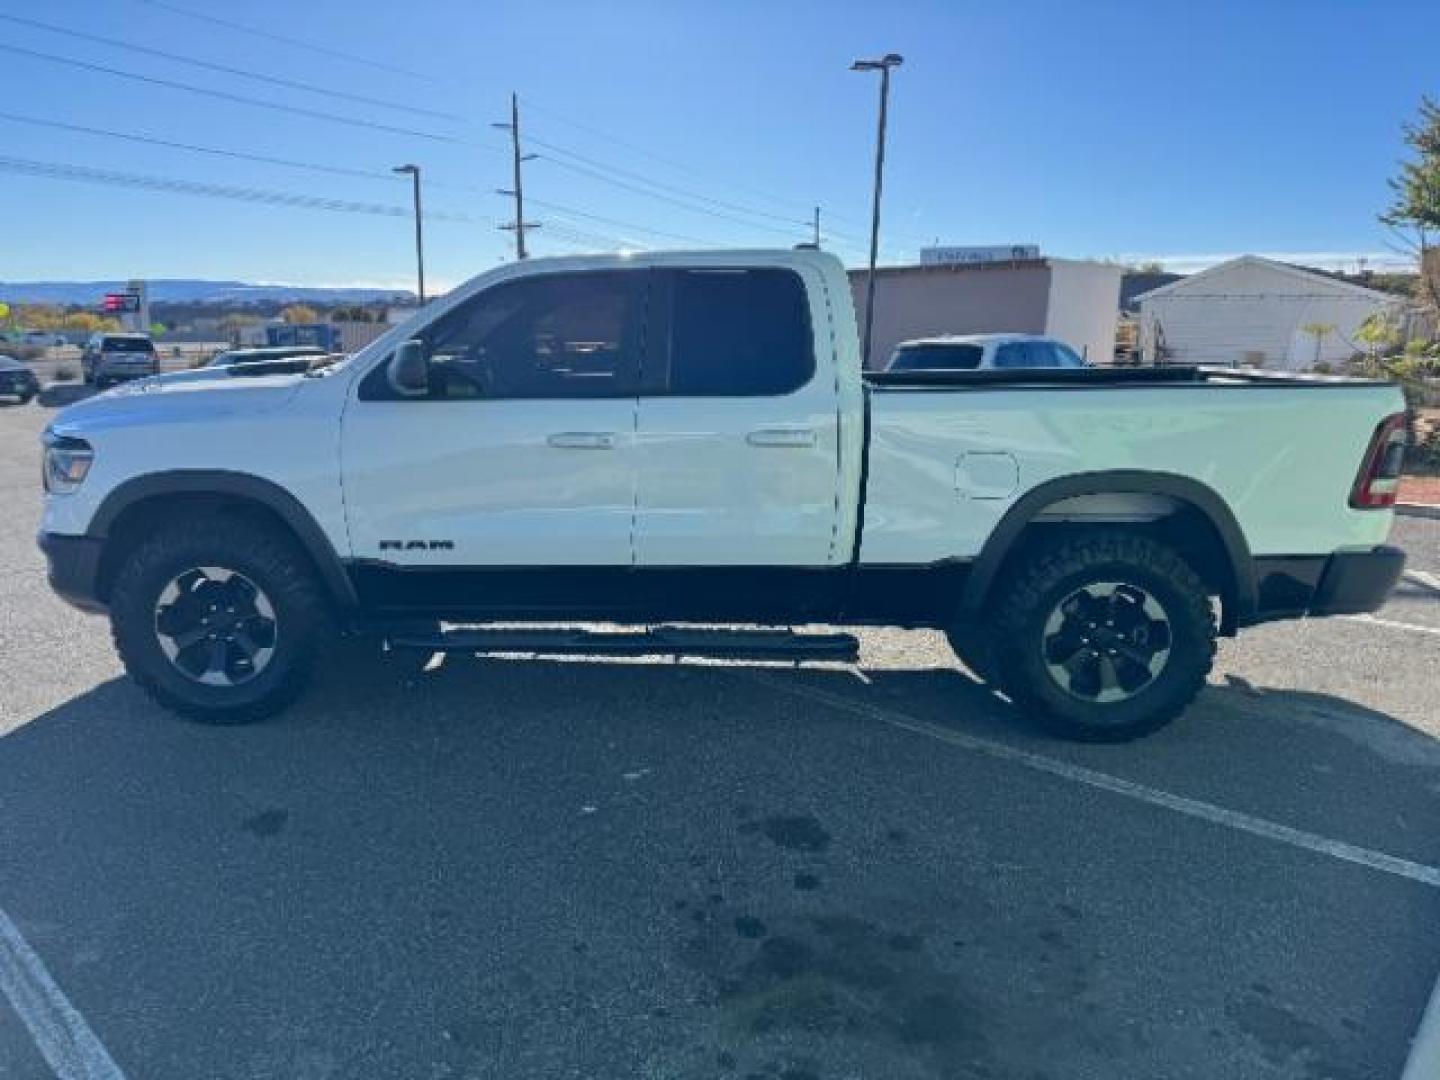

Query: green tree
left=280, top=304, right=320, bottom=324
left=1354, top=312, right=1401, bottom=359
left=1300, top=322, right=1337, bottom=366
left=1381, top=95, right=1440, bottom=313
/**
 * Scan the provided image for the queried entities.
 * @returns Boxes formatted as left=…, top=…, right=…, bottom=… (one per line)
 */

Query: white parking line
left=752, top=673, right=1440, bottom=890
left=1405, top=569, right=1440, bottom=596
left=1342, top=614, right=1440, bottom=637
left=0, top=906, right=127, bottom=1080
left=1404, top=969, right=1440, bottom=1080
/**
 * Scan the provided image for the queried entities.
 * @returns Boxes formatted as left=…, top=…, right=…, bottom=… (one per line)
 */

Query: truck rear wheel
left=990, top=531, right=1215, bottom=742
left=110, top=517, right=331, bottom=724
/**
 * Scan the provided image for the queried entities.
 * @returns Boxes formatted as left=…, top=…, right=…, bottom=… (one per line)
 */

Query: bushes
left=51, top=365, right=77, bottom=382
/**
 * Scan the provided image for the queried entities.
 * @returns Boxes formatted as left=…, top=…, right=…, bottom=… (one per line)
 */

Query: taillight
left=1349, top=412, right=1408, bottom=509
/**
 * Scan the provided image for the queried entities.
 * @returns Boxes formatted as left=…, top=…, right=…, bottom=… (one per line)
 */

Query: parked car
left=22, top=330, right=68, bottom=347
left=81, top=333, right=159, bottom=388
left=887, top=333, right=1087, bottom=371
left=0, top=355, right=39, bottom=404
left=204, top=346, right=330, bottom=373
left=39, top=249, right=1406, bottom=740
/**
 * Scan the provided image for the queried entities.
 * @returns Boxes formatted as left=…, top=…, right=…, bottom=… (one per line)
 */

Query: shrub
left=52, top=365, right=77, bottom=382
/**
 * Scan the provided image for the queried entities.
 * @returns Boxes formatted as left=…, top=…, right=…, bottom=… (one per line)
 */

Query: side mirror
left=387, top=339, right=429, bottom=397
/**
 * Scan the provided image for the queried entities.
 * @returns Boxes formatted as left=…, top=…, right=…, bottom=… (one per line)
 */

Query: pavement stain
left=240, top=808, right=288, bottom=838
left=738, top=814, right=832, bottom=853
left=681, top=904, right=993, bottom=1077
left=1228, top=992, right=1366, bottom=1080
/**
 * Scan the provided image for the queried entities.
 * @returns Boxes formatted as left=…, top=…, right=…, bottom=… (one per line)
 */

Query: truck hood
left=51, top=369, right=307, bottom=435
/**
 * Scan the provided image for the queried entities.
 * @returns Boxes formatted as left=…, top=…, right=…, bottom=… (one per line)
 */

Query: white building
left=1135, top=255, right=1402, bottom=369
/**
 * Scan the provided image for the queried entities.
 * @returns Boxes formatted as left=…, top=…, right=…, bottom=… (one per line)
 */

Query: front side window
left=1050, top=342, right=1085, bottom=367
left=366, top=270, right=644, bottom=400
left=658, top=268, right=813, bottom=396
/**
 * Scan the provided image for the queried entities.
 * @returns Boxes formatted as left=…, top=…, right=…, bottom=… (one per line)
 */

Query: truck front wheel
left=990, top=531, right=1215, bottom=742
left=110, top=517, right=332, bottom=724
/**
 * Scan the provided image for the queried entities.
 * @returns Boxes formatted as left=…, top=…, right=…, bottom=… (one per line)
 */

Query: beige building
left=849, top=257, right=1122, bottom=369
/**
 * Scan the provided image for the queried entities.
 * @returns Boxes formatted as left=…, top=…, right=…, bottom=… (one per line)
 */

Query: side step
left=386, top=626, right=860, bottom=663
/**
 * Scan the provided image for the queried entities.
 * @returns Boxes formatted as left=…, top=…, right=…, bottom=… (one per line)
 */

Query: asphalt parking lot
left=1, top=398, right=1438, bottom=1080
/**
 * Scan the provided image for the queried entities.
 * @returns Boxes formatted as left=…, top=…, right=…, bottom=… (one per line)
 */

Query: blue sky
left=2, top=0, right=1436, bottom=290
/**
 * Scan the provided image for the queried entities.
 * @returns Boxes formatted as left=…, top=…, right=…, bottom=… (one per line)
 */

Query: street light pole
left=392, top=164, right=426, bottom=304
left=851, top=53, right=902, bottom=371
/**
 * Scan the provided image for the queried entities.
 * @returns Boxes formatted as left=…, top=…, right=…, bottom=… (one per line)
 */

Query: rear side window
left=658, top=268, right=813, bottom=396
left=888, top=344, right=983, bottom=371
left=103, top=337, right=154, bottom=353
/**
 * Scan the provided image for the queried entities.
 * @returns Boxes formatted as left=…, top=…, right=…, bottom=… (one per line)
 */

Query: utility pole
left=493, top=92, right=540, bottom=259
left=851, top=53, right=903, bottom=371
left=812, top=206, right=821, bottom=248
left=391, top=164, right=425, bottom=303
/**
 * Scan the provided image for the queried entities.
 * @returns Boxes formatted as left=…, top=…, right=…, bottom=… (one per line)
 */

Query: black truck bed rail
left=864, top=364, right=1392, bottom=390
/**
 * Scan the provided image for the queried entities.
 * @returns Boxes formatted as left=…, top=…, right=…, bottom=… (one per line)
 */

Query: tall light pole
left=392, top=163, right=425, bottom=303
left=851, top=53, right=902, bottom=371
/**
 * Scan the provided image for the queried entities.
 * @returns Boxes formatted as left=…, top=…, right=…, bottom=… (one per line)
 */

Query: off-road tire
left=110, top=517, right=332, bottom=724
left=990, top=531, right=1215, bottom=742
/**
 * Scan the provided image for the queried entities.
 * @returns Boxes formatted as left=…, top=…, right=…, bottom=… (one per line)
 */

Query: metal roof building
left=1135, top=255, right=1402, bottom=369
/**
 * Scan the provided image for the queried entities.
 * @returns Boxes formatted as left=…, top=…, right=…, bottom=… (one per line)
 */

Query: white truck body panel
left=632, top=258, right=851, bottom=567
left=341, top=396, right=639, bottom=566
left=860, top=382, right=1397, bottom=565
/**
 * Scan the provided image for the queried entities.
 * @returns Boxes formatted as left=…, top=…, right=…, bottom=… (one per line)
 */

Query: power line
left=522, top=97, right=928, bottom=246
left=0, top=154, right=473, bottom=221
left=522, top=97, right=822, bottom=218
left=535, top=154, right=807, bottom=241
left=0, top=110, right=508, bottom=199
left=133, top=0, right=440, bottom=84
left=0, top=110, right=400, bottom=184
left=0, top=13, right=464, bottom=123
left=528, top=135, right=812, bottom=229
left=0, top=42, right=460, bottom=143
left=524, top=197, right=715, bottom=246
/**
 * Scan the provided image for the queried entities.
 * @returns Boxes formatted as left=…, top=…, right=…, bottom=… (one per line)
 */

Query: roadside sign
left=101, top=293, right=141, bottom=313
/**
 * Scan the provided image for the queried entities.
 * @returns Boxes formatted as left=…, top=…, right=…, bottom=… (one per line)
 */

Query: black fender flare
left=956, top=470, right=1255, bottom=627
left=89, top=470, right=359, bottom=610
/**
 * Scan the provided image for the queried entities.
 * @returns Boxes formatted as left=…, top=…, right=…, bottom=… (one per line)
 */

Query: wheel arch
left=957, top=471, right=1255, bottom=632
left=89, top=470, right=358, bottom=612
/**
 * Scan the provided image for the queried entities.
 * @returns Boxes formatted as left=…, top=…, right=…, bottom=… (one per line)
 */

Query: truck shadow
left=4, top=656, right=1436, bottom=1080
left=8, top=650, right=1439, bottom=843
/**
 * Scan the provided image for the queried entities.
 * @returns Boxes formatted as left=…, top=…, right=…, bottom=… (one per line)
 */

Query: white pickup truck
left=38, top=249, right=1408, bottom=740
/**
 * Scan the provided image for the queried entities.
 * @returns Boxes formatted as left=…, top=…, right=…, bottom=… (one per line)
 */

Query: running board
left=385, top=626, right=860, bottom=663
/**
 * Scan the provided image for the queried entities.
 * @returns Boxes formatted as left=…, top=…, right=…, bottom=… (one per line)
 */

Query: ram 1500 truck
left=38, top=250, right=1409, bottom=740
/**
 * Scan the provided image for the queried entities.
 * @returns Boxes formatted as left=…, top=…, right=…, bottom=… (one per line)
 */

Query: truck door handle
left=746, top=427, right=817, bottom=449
left=546, top=431, right=616, bottom=449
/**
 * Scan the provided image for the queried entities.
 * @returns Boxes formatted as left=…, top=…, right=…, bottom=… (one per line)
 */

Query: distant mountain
left=0, top=279, right=415, bottom=305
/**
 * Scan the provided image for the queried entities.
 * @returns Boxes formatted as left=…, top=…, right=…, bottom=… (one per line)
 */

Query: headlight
left=42, top=432, right=94, bottom=493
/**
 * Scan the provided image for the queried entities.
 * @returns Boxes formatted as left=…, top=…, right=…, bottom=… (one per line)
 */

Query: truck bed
left=858, top=365, right=1402, bottom=566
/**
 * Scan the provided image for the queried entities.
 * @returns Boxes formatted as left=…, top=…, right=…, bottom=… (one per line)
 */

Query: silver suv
left=81, top=333, right=158, bottom=388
